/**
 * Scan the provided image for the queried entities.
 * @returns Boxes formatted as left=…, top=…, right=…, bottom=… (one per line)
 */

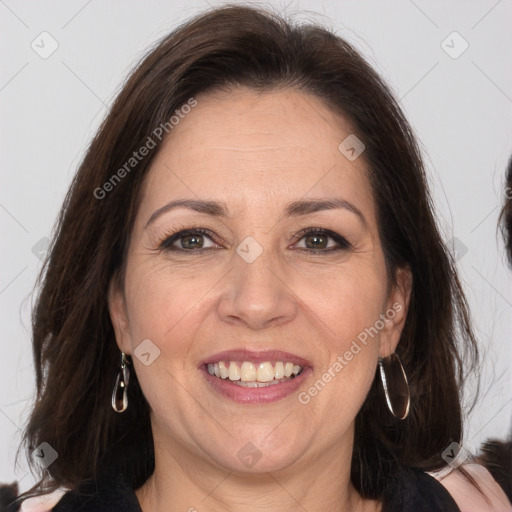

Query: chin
left=207, top=435, right=305, bottom=475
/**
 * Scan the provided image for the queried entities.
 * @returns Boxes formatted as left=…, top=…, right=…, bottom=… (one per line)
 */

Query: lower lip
left=201, top=366, right=312, bottom=404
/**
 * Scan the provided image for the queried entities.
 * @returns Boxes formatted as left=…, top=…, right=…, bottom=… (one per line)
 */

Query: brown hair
left=18, top=4, right=478, bottom=502
left=499, top=155, right=512, bottom=265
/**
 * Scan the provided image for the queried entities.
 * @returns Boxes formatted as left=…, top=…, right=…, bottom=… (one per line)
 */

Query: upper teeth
left=207, top=361, right=303, bottom=382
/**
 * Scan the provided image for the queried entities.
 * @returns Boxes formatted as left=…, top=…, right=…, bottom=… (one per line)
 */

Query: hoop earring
left=112, top=352, right=130, bottom=413
left=378, top=353, right=410, bottom=420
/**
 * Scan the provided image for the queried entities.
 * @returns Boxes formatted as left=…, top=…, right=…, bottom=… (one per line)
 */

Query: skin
left=108, top=87, right=412, bottom=512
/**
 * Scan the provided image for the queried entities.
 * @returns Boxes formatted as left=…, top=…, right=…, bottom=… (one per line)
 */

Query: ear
left=379, top=266, right=413, bottom=358
left=108, top=275, right=133, bottom=355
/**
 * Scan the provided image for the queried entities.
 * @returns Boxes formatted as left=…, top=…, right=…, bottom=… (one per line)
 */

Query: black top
left=53, top=463, right=460, bottom=512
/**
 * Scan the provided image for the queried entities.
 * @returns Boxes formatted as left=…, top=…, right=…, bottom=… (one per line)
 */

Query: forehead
left=138, top=88, right=375, bottom=222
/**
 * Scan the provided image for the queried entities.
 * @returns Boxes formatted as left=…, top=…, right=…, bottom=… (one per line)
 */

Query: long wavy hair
left=18, top=4, right=478, bottom=502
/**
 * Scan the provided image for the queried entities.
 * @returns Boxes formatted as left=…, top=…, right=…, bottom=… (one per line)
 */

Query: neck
left=135, top=432, right=380, bottom=512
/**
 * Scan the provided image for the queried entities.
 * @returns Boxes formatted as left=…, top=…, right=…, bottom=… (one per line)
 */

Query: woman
left=14, top=5, right=511, bottom=512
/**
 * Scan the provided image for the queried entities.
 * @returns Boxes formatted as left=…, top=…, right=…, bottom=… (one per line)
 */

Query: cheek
left=296, top=265, right=386, bottom=408
left=295, top=261, right=388, bottom=345
left=123, top=258, right=224, bottom=346
left=121, top=264, right=215, bottom=422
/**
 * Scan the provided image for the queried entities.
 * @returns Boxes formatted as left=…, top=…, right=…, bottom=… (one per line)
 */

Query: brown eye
left=180, top=233, right=205, bottom=249
left=294, top=228, right=351, bottom=252
left=304, top=233, right=329, bottom=249
left=159, top=229, right=219, bottom=252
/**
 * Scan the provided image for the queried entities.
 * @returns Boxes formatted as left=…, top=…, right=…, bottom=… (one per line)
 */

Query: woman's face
left=109, top=87, right=411, bottom=474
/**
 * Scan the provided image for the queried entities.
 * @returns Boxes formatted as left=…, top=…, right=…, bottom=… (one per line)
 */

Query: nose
left=217, top=245, right=298, bottom=330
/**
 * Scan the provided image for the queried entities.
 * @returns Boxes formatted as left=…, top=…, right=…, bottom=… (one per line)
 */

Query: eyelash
left=157, top=227, right=351, bottom=254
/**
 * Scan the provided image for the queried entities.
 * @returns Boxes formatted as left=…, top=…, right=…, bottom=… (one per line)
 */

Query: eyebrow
left=144, top=197, right=366, bottom=229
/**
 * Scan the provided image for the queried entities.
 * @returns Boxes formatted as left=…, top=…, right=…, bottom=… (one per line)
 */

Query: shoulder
left=382, top=465, right=461, bottom=510
left=20, top=469, right=141, bottom=512
left=20, top=488, right=67, bottom=511
left=431, top=463, right=512, bottom=512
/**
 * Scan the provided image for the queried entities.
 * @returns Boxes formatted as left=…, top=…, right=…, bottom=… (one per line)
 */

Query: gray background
left=1, top=0, right=511, bottom=491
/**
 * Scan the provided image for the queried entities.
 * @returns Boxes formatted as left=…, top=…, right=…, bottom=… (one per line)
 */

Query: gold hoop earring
left=378, top=353, right=410, bottom=420
left=112, top=352, right=130, bottom=413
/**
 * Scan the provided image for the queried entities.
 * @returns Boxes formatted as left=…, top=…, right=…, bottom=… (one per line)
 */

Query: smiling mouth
left=206, top=360, right=304, bottom=387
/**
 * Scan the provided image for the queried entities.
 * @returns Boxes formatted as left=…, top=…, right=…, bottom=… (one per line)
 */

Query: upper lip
left=199, top=349, right=312, bottom=368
